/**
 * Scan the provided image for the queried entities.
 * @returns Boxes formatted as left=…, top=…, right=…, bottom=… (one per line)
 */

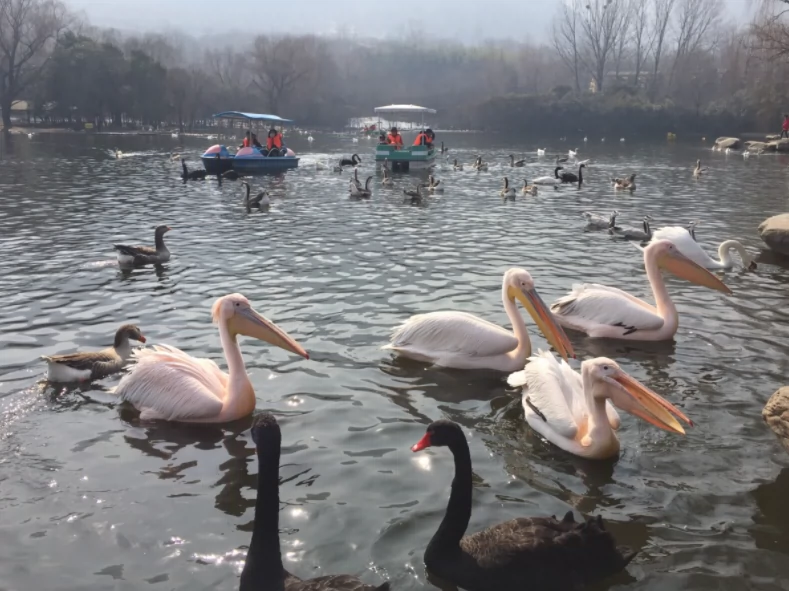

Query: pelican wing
left=551, top=283, right=663, bottom=337
left=386, top=311, right=518, bottom=358
left=651, top=226, right=716, bottom=267
left=114, top=345, right=225, bottom=420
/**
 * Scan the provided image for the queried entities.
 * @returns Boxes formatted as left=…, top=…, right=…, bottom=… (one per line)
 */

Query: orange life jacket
left=387, top=133, right=403, bottom=147
left=267, top=134, right=282, bottom=150
left=413, top=132, right=427, bottom=146
left=242, top=137, right=250, bottom=148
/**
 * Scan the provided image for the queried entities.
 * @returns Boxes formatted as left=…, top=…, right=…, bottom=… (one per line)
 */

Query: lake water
left=1, top=131, right=789, bottom=590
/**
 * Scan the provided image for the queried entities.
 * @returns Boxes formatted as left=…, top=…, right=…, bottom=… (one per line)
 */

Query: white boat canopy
left=374, top=104, right=437, bottom=115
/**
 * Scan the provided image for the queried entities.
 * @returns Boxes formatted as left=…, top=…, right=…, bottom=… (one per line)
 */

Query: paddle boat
left=374, top=104, right=437, bottom=172
left=201, top=111, right=299, bottom=175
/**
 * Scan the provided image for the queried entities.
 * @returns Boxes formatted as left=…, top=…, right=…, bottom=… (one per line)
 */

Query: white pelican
left=650, top=226, right=757, bottom=270
left=383, top=269, right=574, bottom=371
left=508, top=352, right=692, bottom=459
left=550, top=239, right=730, bottom=340
left=114, top=294, right=308, bottom=422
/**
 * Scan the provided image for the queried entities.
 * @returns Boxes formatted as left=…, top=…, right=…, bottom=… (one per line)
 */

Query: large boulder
left=744, top=141, right=776, bottom=152
left=759, top=213, right=789, bottom=256
left=771, top=138, right=789, bottom=152
left=764, top=387, right=789, bottom=454
left=766, top=134, right=781, bottom=141
left=714, top=137, right=741, bottom=150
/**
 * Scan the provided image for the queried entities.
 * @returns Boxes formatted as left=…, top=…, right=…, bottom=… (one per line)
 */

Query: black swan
left=113, top=225, right=171, bottom=266
left=240, top=413, right=389, bottom=591
left=339, top=154, right=362, bottom=168
left=560, top=163, right=585, bottom=184
left=241, top=182, right=269, bottom=212
left=181, top=158, right=207, bottom=180
left=411, top=420, right=635, bottom=591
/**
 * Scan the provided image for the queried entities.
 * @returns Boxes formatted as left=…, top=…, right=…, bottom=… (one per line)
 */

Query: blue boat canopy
left=212, top=111, right=295, bottom=124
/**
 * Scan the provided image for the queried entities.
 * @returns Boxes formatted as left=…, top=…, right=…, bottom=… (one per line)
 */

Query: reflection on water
left=1, top=132, right=789, bottom=589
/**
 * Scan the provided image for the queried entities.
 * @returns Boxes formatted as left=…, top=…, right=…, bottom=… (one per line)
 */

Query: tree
left=649, top=0, right=676, bottom=99
left=552, top=0, right=584, bottom=93
left=630, top=0, right=654, bottom=86
left=251, top=35, right=318, bottom=114
left=666, top=0, right=722, bottom=93
left=0, top=0, right=69, bottom=130
left=578, top=0, right=629, bottom=93
left=750, top=0, right=789, bottom=61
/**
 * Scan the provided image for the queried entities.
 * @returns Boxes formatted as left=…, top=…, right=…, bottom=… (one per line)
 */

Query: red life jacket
left=413, top=132, right=427, bottom=146
left=242, top=137, right=250, bottom=148
left=267, top=134, right=282, bottom=150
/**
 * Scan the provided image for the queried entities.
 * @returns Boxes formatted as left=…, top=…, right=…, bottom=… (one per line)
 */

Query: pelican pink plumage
left=114, top=294, right=308, bottom=422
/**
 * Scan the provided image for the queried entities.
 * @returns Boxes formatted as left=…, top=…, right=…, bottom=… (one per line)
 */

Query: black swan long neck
left=240, top=443, right=284, bottom=591
left=577, top=165, right=584, bottom=187
left=427, top=437, right=473, bottom=560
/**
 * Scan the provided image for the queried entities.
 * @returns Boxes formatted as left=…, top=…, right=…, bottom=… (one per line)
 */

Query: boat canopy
left=374, top=104, right=437, bottom=115
left=212, top=111, right=295, bottom=124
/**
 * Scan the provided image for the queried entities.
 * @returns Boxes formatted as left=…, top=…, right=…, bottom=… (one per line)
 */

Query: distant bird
left=403, top=184, right=427, bottom=204
left=509, top=154, right=526, bottom=167
left=473, top=156, right=488, bottom=171
left=453, top=158, right=464, bottom=171
left=601, top=137, right=606, bottom=142
left=382, top=160, right=394, bottom=186
left=307, top=135, right=314, bottom=142
left=537, top=148, right=546, bottom=156
left=113, top=149, right=123, bottom=159
left=555, top=155, right=569, bottom=164
left=441, top=141, right=448, bottom=153
left=181, top=158, right=207, bottom=180
left=171, top=132, right=178, bottom=138
left=583, top=136, right=588, bottom=142
left=568, top=148, right=578, bottom=158
left=693, top=159, right=707, bottom=176
left=620, top=137, right=625, bottom=142
left=583, top=210, right=618, bottom=230
left=114, top=225, right=172, bottom=267
left=353, top=137, right=359, bottom=143
left=27, top=132, right=33, bottom=139
left=242, top=182, right=270, bottom=212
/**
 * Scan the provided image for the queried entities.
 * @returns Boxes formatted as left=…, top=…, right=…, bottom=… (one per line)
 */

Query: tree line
left=1, top=0, right=788, bottom=134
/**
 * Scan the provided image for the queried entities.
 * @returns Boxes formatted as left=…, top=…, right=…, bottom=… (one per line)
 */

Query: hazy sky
left=66, top=0, right=754, bottom=43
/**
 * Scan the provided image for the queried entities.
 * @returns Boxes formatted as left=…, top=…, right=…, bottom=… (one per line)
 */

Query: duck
left=537, top=148, right=546, bottom=156
left=508, top=154, right=526, bottom=167
left=339, top=154, right=361, bottom=168
left=568, top=148, right=578, bottom=158
left=114, top=225, right=172, bottom=267
left=521, top=179, right=538, bottom=196
left=532, top=167, right=563, bottom=186
left=583, top=210, right=618, bottom=230
left=649, top=225, right=757, bottom=270
left=499, top=177, right=517, bottom=199
left=410, top=420, right=636, bottom=591
left=473, top=156, right=488, bottom=171
left=428, top=175, right=444, bottom=193
left=382, top=162, right=394, bottom=186
left=693, top=159, right=707, bottom=176
left=242, top=181, right=270, bottom=212
left=181, top=158, right=207, bottom=180
left=609, top=215, right=652, bottom=241
left=42, top=324, right=147, bottom=383
left=612, top=173, right=636, bottom=190
left=453, top=158, right=464, bottom=171
left=350, top=175, right=373, bottom=198
left=240, top=413, right=390, bottom=591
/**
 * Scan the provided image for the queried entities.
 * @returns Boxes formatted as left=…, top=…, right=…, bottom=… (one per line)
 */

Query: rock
left=715, top=137, right=741, bottom=150
left=759, top=213, right=789, bottom=256
left=771, top=138, right=789, bottom=152
left=766, top=134, right=781, bottom=141
left=764, top=387, right=789, bottom=454
left=744, top=141, right=775, bottom=152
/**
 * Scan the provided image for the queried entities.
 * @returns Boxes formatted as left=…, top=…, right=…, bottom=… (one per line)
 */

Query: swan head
left=251, top=412, right=281, bottom=447
left=211, top=294, right=309, bottom=359
left=411, top=419, right=463, bottom=452
left=503, top=269, right=575, bottom=361
left=721, top=240, right=757, bottom=270
left=645, top=240, right=731, bottom=294
left=114, top=324, right=146, bottom=347
left=154, top=225, right=172, bottom=237
left=582, top=358, right=692, bottom=435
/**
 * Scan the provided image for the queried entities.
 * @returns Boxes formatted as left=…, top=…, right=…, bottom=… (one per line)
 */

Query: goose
left=339, top=154, right=361, bottom=168
left=403, top=184, right=427, bottom=204
left=560, top=163, right=585, bottom=184
left=568, top=148, right=578, bottom=158
left=181, top=158, right=207, bottom=180
left=381, top=162, right=394, bottom=186
left=114, top=294, right=308, bottom=423
left=410, top=420, right=636, bottom=591
left=583, top=210, right=618, bottom=230
left=537, top=148, right=546, bottom=156
left=521, top=179, right=537, bottom=196
left=612, top=173, right=636, bottom=190
left=428, top=175, right=444, bottom=193
left=350, top=176, right=373, bottom=198
left=351, top=168, right=364, bottom=190
left=609, top=216, right=652, bottom=241
left=114, top=225, right=171, bottom=267
left=240, top=414, right=390, bottom=591
left=453, top=158, right=464, bottom=171
left=509, top=154, right=526, bottom=167
left=242, top=182, right=270, bottom=212
left=473, top=156, right=489, bottom=171
left=532, top=167, right=563, bottom=186
left=649, top=226, right=757, bottom=270
left=554, top=155, right=569, bottom=164
left=693, top=159, right=707, bottom=176
left=42, top=324, right=146, bottom=383
left=500, top=177, right=517, bottom=199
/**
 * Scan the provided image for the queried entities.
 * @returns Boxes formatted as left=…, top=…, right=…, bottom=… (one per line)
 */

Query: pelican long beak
left=509, top=286, right=575, bottom=361
left=608, top=371, right=692, bottom=435
left=235, top=307, right=309, bottom=359
left=658, top=250, right=731, bottom=294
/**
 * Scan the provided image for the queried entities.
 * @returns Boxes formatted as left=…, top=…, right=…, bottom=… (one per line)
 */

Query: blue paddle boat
left=201, top=111, right=300, bottom=175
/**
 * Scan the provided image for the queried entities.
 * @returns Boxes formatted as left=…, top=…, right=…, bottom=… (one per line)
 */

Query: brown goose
left=412, top=420, right=635, bottom=591
left=42, top=324, right=146, bottom=383
left=612, top=173, right=637, bottom=190
left=113, top=225, right=171, bottom=267
left=240, top=413, right=389, bottom=591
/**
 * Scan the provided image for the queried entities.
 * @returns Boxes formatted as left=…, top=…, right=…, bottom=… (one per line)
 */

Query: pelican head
left=504, top=268, right=575, bottom=360
left=646, top=240, right=731, bottom=294
left=211, top=294, right=309, bottom=359
left=583, top=358, right=692, bottom=434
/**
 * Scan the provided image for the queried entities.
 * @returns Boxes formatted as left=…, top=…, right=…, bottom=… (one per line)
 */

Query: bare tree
left=649, top=0, right=677, bottom=99
left=630, top=0, right=655, bottom=86
left=612, top=0, right=634, bottom=79
left=750, top=0, right=789, bottom=60
left=251, top=35, right=317, bottom=114
left=552, top=0, right=584, bottom=93
left=666, top=0, right=722, bottom=92
left=578, top=0, right=629, bottom=93
left=0, top=0, right=69, bottom=130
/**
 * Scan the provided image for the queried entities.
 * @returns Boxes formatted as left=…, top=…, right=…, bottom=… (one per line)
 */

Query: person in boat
left=378, top=133, right=387, bottom=144
left=426, top=128, right=435, bottom=147
left=239, top=131, right=251, bottom=149
left=387, top=127, right=403, bottom=149
left=251, top=133, right=263, bottom=150
left=413, top=128, right=435, bottom=148
left=782, top=114, right=789, bottom=139
left=266, top=128, right=284, bottom=156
